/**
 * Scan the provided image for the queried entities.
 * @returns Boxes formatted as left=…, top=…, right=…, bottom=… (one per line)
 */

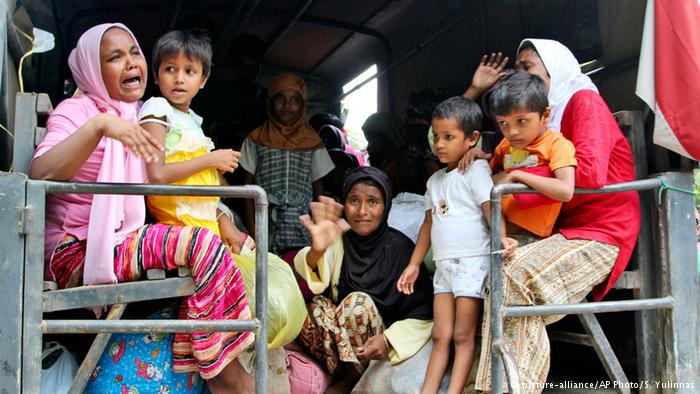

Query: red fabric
left=281, top=249, right=314, bottom=302
left=509, top=165, right=558, bottom=209
left=654, top=0, right=700, bottom=160
left=556, top=90, right=640, bottom=300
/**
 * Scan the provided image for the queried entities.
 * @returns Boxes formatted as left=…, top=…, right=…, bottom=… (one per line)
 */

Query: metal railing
left=487, top=176, right=686, bottom=394
left=22, top=180, right=269, bottom=393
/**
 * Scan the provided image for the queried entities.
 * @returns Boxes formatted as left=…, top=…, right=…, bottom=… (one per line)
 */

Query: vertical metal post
left=11, top=94, right=39, bottom=175
left=489, top=185, right=506, bottom=394
left=657, top=172, right=699, bottom=391
left=614, top=111, right=661, bottom=391
left=0, top=173, right=27, bottom=393
left=252, top=185, right=269, bottom=394
left=22, top=181, right=46, bottom=393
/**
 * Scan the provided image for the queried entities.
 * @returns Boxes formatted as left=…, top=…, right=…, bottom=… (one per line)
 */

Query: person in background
left=194, top=33, right=267, bottom=155
left=404, top=88, right=446, bottom=175
left=323, top=149, right=360, bottom=201
left=309, top=112, right=367, bottom=167
left=239, top=72, right=334, bottom=258
left=361, top=112, right=405, bottom=194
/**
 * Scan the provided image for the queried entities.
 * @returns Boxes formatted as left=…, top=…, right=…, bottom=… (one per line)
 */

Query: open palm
left=299, top=196, right=350, bottom=252
left=470, top=52, right=509, bottom=95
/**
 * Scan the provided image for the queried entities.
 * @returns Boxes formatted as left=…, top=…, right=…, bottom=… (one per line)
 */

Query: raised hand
left=396, top=264, right=420, bottom=295
left=468, top=52, right=510, bottom=97
left=96, top=113, right=163, bottom=162
left=207, top=149, right=241, bottom=173
left=299, top=196, right=350, bottom=255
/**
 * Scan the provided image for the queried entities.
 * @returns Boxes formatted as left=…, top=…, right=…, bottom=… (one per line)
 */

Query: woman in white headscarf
left=461, top=39, right=640, bottom=393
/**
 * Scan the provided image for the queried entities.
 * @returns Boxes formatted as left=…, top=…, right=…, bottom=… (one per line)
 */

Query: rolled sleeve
left=384, top=318, right=433, bottom=364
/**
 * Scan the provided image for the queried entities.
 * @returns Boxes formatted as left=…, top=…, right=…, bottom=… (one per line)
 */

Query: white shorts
left=433, top=256, right=489, bottom=298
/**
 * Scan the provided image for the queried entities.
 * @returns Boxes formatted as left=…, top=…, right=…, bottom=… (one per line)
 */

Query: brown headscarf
left=248, top=72, right=324, bottom=150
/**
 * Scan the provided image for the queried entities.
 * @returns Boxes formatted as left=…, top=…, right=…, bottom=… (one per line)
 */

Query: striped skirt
left=49, top=223, right=254, bottom=380
left=474, top=233, right=618, bottom=394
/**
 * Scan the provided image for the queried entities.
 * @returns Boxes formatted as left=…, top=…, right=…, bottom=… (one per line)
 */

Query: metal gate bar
left=22, top=181, right=269, bottom=393
left=487, top=175, right=700, bottom=394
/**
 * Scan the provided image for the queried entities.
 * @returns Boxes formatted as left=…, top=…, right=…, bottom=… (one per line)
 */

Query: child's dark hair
left=152, top=29, right=213, bottom=77
left=487, top=70, right=548, bottom=117
left=432, top=96, right=482, bottom=135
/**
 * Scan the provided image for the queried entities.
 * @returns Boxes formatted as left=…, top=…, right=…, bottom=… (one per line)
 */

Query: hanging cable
left=656, top=176, right=696, bottom=205
left=0, top=122, right=13, bottom=139
left=14, top=26, right=35, bottom=93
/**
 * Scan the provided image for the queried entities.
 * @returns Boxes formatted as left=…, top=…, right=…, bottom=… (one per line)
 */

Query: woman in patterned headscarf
left=239, top=72, right=335, bottom=256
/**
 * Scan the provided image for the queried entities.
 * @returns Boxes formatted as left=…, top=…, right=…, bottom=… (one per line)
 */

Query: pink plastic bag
left=285, top=350, right=329, bottom=394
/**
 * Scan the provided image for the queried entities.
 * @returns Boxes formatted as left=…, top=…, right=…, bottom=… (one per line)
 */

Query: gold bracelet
left=216, top=211, right=226, bottom=221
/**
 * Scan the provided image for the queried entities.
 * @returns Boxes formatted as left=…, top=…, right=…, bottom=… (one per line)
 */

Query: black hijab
left=338, top=167, right=433, bottom=326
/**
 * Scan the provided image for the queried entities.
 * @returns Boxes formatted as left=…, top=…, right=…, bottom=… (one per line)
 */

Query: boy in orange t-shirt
left=488, top=70, right=577, bottom=237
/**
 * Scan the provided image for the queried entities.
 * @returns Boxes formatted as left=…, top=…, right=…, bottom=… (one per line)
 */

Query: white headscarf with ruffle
left=518, top=39, right=598, bottom=132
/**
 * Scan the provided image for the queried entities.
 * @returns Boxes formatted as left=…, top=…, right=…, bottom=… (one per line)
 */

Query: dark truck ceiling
left=20, top=0, right=645, bottom=113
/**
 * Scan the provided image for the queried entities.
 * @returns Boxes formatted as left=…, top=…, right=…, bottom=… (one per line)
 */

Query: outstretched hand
left=468, top=52, right=510, bottom=97
left=299, top=196, right=350, bottom=254
left=396, top=264, right=420, bottom=295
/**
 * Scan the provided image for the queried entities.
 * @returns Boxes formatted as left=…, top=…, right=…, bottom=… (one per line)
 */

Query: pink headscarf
left=68, top=23, right=147, bottom=285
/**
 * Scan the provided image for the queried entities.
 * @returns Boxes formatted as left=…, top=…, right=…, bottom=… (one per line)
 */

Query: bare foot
left=208, top=358, right=254, bottom=394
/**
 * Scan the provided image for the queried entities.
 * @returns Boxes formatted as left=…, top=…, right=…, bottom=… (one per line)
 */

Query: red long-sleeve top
left=556, top=90, right=641, bottom=300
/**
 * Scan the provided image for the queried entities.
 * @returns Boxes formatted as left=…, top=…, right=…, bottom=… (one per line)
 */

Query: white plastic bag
left=40, top=341, right=78, bottom=394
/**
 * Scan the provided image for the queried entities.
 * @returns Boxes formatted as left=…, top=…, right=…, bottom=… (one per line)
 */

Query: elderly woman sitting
left=294, top=167, right=434, bottom=391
